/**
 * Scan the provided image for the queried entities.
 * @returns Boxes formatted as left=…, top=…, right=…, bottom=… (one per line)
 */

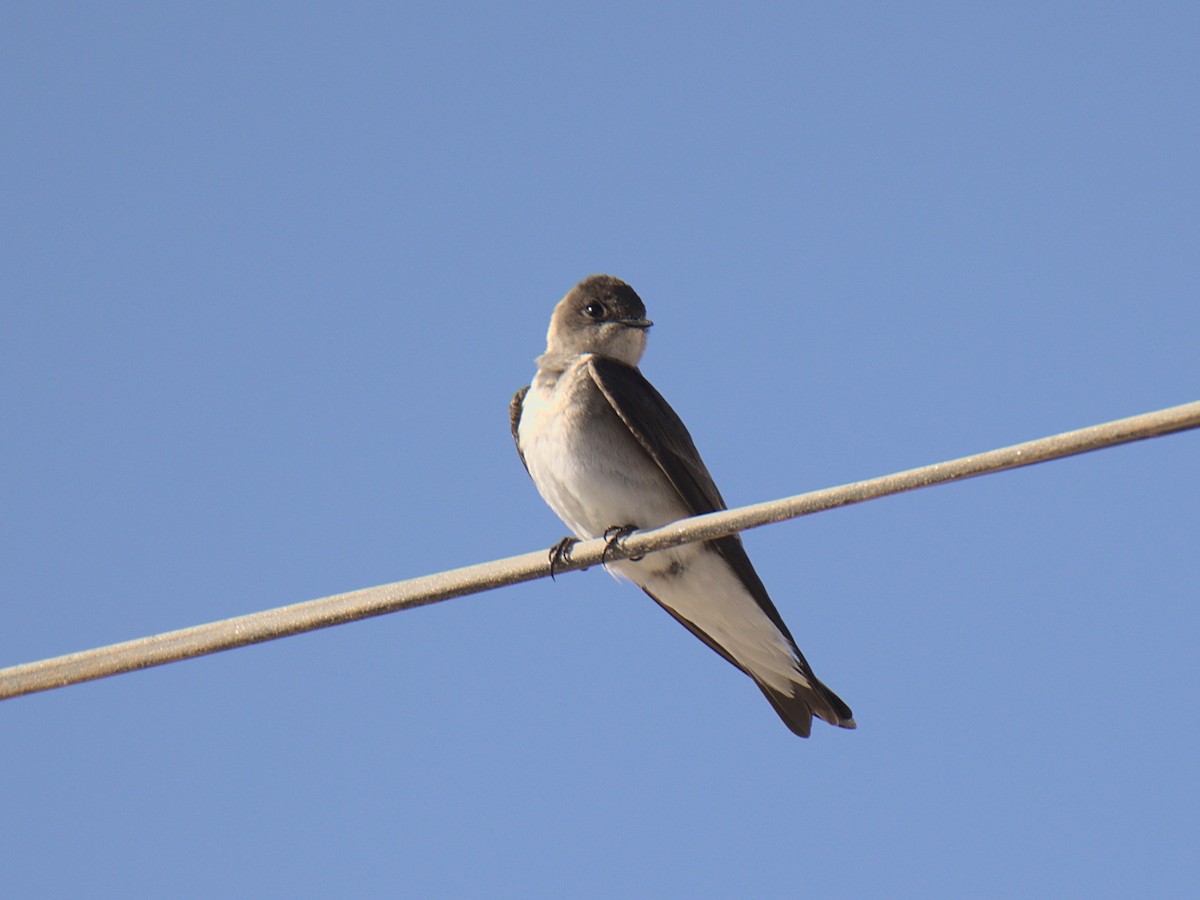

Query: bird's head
left=544, top=275, right=653, bottom=367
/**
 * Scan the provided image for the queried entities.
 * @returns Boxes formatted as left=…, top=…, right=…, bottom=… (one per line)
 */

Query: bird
left=509, top=274, right=854, bottom=737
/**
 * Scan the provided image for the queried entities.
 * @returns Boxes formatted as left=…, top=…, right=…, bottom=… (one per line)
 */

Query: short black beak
left=621, top=317, right=653, bottom=329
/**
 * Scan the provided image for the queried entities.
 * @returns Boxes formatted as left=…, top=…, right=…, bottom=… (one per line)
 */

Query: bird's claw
left=602, top=525, right=644, bottom=563
left=548, top=536, right=579, bottom=580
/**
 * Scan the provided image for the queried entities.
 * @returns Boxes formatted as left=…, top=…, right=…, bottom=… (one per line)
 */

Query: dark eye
left=582, top=302, right=605, bottom=320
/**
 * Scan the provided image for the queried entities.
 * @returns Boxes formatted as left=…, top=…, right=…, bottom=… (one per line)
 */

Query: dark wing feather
left=586, top=357, right=726, bottom=515
left=585, top=357, right=797, bottom=643
left=509, top=386, right=530, bottom=474
left=586, top=356, right=855, bottom=733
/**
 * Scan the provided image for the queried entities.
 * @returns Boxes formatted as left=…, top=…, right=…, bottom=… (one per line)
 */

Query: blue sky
left=2, top=3, right=1198, bottom=897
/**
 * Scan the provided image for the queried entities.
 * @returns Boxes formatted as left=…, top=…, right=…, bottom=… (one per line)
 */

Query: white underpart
left=519, top=356, right=804, bottom=695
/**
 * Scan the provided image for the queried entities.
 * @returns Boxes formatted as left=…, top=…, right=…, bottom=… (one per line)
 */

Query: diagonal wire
left=1, top=400, right=1198, bottom=702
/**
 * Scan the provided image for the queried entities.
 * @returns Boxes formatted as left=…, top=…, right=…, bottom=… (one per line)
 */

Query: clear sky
left=2, top=3, right=1198, bottom=897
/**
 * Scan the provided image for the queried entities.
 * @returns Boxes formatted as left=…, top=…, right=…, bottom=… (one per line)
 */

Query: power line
left=2, top=400, right=1197, bottom=702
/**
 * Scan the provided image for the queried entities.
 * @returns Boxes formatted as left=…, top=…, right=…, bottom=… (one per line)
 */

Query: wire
left=2, top=400, right=1197, bottom=702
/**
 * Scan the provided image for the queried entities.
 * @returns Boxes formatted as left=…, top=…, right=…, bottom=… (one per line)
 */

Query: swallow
left=510, top=274, right=854, bottom=737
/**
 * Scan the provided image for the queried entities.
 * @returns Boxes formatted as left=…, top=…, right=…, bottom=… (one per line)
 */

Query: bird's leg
left=602, top=525, right=644, bottom=563
left=548, top=536, right=579, bottom=580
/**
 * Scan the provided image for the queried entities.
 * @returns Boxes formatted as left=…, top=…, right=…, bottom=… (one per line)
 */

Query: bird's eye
left=582, top=302, right=605, bottom=320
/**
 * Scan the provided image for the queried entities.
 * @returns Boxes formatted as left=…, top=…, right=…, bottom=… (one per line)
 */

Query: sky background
left=2, top=3, right=1198, bottom=897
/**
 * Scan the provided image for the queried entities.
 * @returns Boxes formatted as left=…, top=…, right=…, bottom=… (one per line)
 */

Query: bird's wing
left=509, top=385, right=530, bottom=474
left=586, top=355, right=855, bottom=734
left=586, top=357, right=725, bottom=515
left=585, top=356, right=796, bottom=644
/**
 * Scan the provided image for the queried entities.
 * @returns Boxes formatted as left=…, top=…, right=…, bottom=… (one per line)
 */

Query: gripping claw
left=602, top=525, right=644, bottom=563
left=548, top=536, right=579, bottom=580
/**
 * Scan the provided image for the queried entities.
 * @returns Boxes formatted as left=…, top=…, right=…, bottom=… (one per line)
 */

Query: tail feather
left=758, top=677, right=856, bottom=739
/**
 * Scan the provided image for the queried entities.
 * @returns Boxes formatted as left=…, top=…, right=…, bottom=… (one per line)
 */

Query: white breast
left=518, top=357, right=688, bottom=539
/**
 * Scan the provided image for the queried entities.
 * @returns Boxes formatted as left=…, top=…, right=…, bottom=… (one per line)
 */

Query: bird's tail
left=758, top=676, right=856, bottom=739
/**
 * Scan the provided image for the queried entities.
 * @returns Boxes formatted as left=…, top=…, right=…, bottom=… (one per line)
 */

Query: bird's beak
left=621, top=317, right=653, bottom=330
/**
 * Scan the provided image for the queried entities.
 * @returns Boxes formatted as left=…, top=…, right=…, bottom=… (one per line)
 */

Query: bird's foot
left=602, top=525, right=644, bottom=563
left=548, top=536, right=580, bottom=580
